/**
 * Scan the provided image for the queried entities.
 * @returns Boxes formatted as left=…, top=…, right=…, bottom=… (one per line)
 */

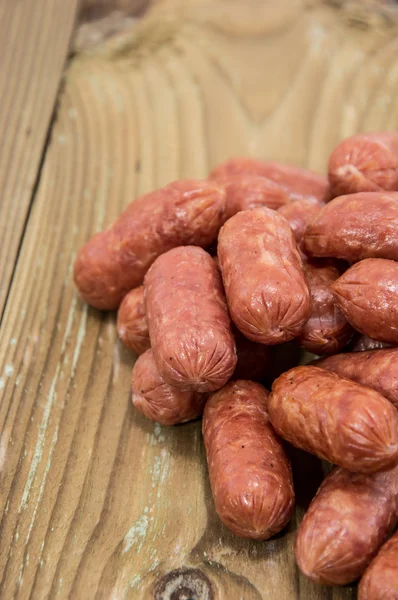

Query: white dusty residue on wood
left=61, top=293, right=78, bottom=354
left=123, top=514, right=149, bottom=553
left=19, top=364, right=60, bottom=512
left=71, top=303, right=88, bottom=377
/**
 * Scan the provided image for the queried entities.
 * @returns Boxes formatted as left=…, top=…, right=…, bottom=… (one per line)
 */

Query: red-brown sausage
left=300, top=259, right=353, bottom=355
left=210, top=157, right=328, bottom=201
left=268, top=366, right=398, bottom=473
left=218, top=207, right=311, bottom=344
left=315, top=349, right=398, bottom=408
left=145, top=246, right=237, bottom=392
left=131, top=350, right=206, bottom=425
left=74, top=180, right=227, bottom=310
left=296, top=465, right=398, bottom=586
left=202, top=380, right=294, bottom=540
left=328, top=132, right=398, bottom=198
left=221, top=175, right=290, bottom=218
left=352, top=335, right=392, bottom=352
left=278, top=197, right=324, bottom=243
left=359, top=529, right=398, bottom=600
left=117, top=286, right=150, bottom=355
left=332, top=259, right=398, bottom=344
left=302, top=192, right=398, bottom=262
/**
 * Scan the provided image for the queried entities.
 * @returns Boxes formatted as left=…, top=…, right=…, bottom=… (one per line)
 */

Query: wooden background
left=1, top=0, right=398, bottom=598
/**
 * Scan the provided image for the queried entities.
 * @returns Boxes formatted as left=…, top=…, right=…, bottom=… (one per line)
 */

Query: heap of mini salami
left=74, top=132, right=398, bottom=598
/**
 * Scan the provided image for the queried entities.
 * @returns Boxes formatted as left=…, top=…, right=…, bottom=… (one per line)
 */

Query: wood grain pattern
left=1, top=0, right=398, bottom=598
left=0, top=0, right=79, bottom=320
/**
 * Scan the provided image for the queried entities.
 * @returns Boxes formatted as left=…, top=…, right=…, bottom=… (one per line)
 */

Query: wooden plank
left=0, top=1, right=398, bottom=598
left=0, top=0, right=80, bottom=318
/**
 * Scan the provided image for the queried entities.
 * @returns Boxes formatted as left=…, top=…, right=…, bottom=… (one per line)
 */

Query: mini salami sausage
left=218, top=207, right=311, bottom=344
left=221, top=175, right=290, bottom=218
left=332, top=259, right=398, bottom=344
left=202, top=380, right=294, bottom=540
left=210, top=158, right=328, bottom=201
left=268, top=366, right=398, bottom=473
left=352, top=335, right=392, bottom=353
left=278, top=197, right=324, bottom=243
left=359, top=529, right=398, bottom=600
left=117, top=286, right=150, bottom=355
left=145, top=246, right=237, bottom=392
left=302, top=192, right=398, bottom=262
left=328, top=132, right=398, bottom=198
left=300, top=259, right=353, bottom=355
left=233, top=329, right=272, bottom=382
left=74, top=180, right=227, bottom=310
left=315, top=349, right=398, bottom=408
left=131, top=350, right=206, bottom=425
left=296, top=465, right=398, bottom=586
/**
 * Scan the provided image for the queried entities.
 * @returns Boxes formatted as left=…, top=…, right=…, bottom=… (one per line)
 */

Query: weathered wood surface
left=0, top=0, right=80, bottom=319
left=1, top=1, right=398, bottom=598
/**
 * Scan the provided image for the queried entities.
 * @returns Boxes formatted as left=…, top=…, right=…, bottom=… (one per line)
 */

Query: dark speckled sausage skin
left=145, top=246, right=237, bottom=393
left=202, top=380, right=294, bottom=540
left=268, top=366, right=398, bottom=473
left=131, top=350, right=206, bottom=425
left=302, top=192, right=398, bottom=262
left=74, top=180, right=227, bottom=310
left=359, top=529, right=398, bottom=600
left=296, top=465, right=398, bottom=586
left=332, top=259, right=398, bottom=345
left=218, top=207, right=311, bottom=344
left=328, top=132, right=398, bottom=198
left=210, top=158, right=328, bottom=202
left=117, top=286, right=150, bottom=355
left=315, top=349, right=398, bottom=408
left=300, top=259, right=353, bottom=355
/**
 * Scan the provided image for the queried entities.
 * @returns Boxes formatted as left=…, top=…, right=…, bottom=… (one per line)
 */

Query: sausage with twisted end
left=117, top=286, right=150, bottom=355
left=359, top=529, right=398, bottom=600
left=203, top=380, right=294, bottom=540
left=145, top=246, right=237, bottom=393
left=74, top=180, right=227, bottom=310
left=268, top=366, right=398, bottom=473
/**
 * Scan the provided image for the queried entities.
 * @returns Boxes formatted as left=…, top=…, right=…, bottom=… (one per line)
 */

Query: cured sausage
left=218, top=207, right=311, bottom=344
left=328, top=132, right=398, bottom=197
left=315, top=348, right=398, bottom=408
left=303, top=192, right=398, bottom=262
left=268, top=366, right=398, bottom=473
left=132, top=350, right=206, bottom=425
left=296, top=465, right=398, bottom=585
left=222, top=175, right=290, bottom=218
left=117, top=286, right=150, bottom=355
left=359, top=529, right=398, bottom=600
left=202, top=380, right=294, bottom=540
left=145, top=246, right=237, bottom=392
left=278, top=197, right=324, bottom=243
left=74, top=180, right=227, bottom=309
left=332, top=259, right=398, bottom=344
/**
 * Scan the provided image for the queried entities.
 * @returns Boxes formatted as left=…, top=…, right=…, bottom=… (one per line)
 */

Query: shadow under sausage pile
left=74, top=131, right=398, bottom=599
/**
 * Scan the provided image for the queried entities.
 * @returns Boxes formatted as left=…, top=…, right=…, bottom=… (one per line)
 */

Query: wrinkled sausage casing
left=332, top=258, right=398, bottom=345
left=221, top=175, right=290, bottom=218
left=278, top=197, right=324, bottom=243
left=202, top=380, right=294, bottom=540
left=210, top=157, right=328, bottom=201
left=145, top=246, right=237, bottom=393
left=359, top=529, right=398, bottom=600
left=218, top=207, right=311, bottom=344
left=315, top=348, right=398, bottom=409
left=268, top=366, right=398, bottom=473
left=117, top=286, right=150, bottom=355
left=300, top=259, right=353, bottom=355
left=328, top=132, right=398, bottom=197
left=131, top=350, right=206, bottom=426
left=74, top=180, right=227, bottom=310
left=303, top=192, right=398, bottom=262
left=296, top=465, right=398, bottom=586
